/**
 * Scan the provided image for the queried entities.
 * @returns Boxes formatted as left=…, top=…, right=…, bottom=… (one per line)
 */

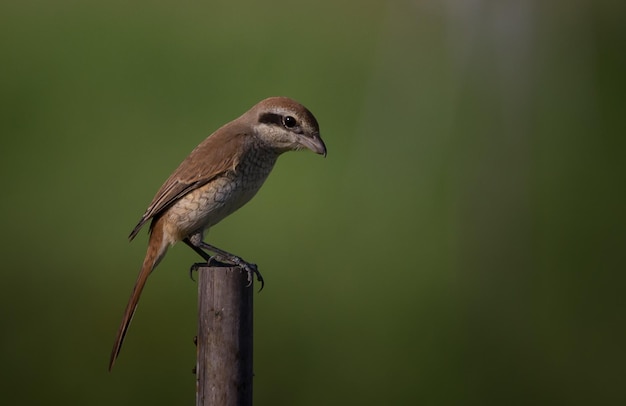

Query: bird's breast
left=165, top=151, right=278, bottom=240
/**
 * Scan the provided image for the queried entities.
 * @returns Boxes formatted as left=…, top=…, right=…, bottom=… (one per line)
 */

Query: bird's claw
left=189, top=263, right=201, bottom=281
left=243, top=262, right=264, bottom=292
left=215, top=255, right=264, bottom=291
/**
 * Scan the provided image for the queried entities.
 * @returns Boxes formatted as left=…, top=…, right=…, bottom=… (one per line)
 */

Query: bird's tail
left=109, top=226, right=168, bottom=371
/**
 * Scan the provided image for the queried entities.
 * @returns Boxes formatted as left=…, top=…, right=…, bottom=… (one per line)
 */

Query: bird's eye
left=283, top=116, right=297, bottom=128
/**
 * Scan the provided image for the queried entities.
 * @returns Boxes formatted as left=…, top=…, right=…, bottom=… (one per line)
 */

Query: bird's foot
left=192, top=241, right=265, bottom=291
left=189, top=256, right=264, bottom=291
left=212, top=254, right=264, bottom=291
left=189, top=262, right=212, bottom=281
left=189, top=256, right=226, bottom=280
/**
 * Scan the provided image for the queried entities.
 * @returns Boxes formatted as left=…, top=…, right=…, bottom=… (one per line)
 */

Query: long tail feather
left=109, top=226, right=167, bottom=370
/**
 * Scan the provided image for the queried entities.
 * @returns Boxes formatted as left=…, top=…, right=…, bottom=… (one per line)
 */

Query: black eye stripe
left=258, top=113, right=283, bottom=126
left=259, top=113, right=300, bottom=130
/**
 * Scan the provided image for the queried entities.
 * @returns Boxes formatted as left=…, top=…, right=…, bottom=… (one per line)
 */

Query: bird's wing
left=129, top=125, right=250, bottom=240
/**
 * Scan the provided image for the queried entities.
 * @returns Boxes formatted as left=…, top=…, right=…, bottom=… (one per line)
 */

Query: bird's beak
left=300, top=133, right=327, bottom=157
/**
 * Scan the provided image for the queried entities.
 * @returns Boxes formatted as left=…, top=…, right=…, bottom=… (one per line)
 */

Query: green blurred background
left=1, top=0, right=624, bottom=404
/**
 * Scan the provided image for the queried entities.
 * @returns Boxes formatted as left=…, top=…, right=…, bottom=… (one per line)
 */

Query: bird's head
left=248, top=97, right=327, bottom=157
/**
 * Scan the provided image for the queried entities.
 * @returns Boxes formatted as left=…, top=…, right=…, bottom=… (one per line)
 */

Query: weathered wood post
left=196, top=265, right=254, bottom=406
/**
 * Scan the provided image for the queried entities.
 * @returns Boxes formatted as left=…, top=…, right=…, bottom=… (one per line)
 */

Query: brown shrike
left=109, top=97, right=326, bottom=370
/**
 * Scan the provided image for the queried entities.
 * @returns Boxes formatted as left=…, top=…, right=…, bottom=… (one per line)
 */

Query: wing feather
left=129, top=122, right=251, bottom=240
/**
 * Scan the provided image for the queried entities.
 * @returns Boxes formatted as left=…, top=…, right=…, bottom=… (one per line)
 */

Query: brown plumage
left=109, top=97, right=326, bottom=370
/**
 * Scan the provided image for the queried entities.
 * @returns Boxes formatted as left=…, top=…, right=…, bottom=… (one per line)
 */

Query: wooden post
left=196, top=265, right=254, bottom=406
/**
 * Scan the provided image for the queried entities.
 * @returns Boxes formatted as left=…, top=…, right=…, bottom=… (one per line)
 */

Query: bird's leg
left=183, top=238, right=264, bottom=290
left=184, top=238, right=211, bottom=260
left=184, top=238, right=215, bottom=281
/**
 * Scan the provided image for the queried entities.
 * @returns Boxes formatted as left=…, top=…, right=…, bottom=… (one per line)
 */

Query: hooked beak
left=300, top=133, right=327, bottom=157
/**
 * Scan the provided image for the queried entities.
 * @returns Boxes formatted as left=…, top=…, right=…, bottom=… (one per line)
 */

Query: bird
left=109, top=96, right=326, bottom=370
